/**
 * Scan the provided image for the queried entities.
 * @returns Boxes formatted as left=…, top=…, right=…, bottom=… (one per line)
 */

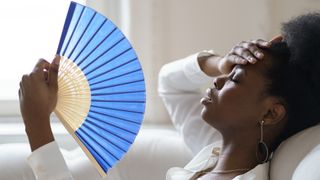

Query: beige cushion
left=270, top=125, right=320, bottom=180
left=292, top=144, right=320, bottom=180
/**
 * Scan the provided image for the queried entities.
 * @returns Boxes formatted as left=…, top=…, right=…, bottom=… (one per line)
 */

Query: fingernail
left=264, top=42, right=271, bottom=46
left=249, top=57, right=257, bottom=64
left=54, top=55, right=60, bottom=65
left=256, top=52, right=263, bottom=58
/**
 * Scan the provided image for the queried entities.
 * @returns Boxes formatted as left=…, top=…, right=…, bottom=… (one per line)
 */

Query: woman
left=18, top=13, right=320, bottom=179
left=159, top=13, right=320, bottom=179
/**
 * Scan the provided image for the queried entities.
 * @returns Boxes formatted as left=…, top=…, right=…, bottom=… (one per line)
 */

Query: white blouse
left=166, top=143, right=269, bottom=180
left=158, top=51, right=270, bottom=180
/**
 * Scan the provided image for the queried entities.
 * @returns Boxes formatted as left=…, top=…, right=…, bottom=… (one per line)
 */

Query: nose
left=213, top=75, right=227, bottom=90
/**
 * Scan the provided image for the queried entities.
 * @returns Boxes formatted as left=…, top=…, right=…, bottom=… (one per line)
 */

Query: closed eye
left=227, top=66, right=244, bottom=83
left=228, top=75, right=239, bottom=83
left=227, top=72, right=239, bottom=83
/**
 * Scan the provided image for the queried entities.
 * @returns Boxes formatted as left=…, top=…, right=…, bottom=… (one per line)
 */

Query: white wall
left=87, top=0, right=320, bottom=124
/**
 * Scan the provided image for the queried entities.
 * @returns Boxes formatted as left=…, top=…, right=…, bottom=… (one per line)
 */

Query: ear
left=262, top=97, right=286, bottom=125
left=269, top=35, right=283, bottom=43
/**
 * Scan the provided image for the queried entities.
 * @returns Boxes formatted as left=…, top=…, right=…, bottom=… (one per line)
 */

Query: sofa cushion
left=292, top=144, right=320, bottom=180
left=270, top=125, right=320, bottom=180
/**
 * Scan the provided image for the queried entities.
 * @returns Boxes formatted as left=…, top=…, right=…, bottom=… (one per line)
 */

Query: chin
left=201, top=106, right=223, bottom=129
left=201, top=106, right=214, bottom=123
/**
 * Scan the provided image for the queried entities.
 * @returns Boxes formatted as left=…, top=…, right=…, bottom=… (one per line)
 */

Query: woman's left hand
left=218, top=39, right=271, bottom=74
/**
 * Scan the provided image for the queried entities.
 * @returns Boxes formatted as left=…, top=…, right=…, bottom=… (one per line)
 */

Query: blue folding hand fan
left=54, top=1, right=146, bottom=176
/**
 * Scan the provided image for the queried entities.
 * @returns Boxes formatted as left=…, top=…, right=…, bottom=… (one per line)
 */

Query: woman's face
left=201, top=58, right=270, bottom=131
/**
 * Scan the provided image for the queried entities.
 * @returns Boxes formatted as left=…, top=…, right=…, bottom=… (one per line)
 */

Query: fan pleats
left=55, top=2, right=145, bottom=176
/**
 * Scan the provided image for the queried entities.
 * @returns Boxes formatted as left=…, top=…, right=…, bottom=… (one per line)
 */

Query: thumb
left=49, top=55, right=60, bottom=90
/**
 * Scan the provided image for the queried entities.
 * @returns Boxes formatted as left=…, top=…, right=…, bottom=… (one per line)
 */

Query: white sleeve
left=27, top=141, right=74, bottom=180
left=158, top=51, right=222, bottom=155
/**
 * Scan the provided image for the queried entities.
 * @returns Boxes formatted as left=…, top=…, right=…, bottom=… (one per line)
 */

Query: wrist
left=198, top=55, right=222, bottom=77
left=24, top=117, right=54, bottom=151
left=27, top=126, right=54, bottom=151
left=25, top=121, right=51, bottom=135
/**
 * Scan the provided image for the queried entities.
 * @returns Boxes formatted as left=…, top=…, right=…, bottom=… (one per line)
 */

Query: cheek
left=202, top=86, right=260, bottom=127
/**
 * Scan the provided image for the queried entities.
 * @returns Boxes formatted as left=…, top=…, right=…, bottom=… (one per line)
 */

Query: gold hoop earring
left=256, top=120, right=269, bottom=163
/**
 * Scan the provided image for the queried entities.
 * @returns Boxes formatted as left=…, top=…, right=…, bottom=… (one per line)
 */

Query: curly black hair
left=263, top=12, right=320, bottom=149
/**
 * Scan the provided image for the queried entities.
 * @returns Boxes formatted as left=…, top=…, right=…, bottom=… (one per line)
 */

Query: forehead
left=236, top=53, right=271, bottom=76
left=233, top=55, right=272, bottom=86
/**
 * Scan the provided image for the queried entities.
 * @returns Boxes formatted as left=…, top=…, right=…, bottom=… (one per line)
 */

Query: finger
left=233, top=46, right=257, bottom=63
left=20, top=74, right=28, bottom=92
left=48, top=55, right=60, bottom=90
left=251, top=39, right=271, bottom=48
left=32, top=59, right=50, bottom=74
left=269, top=35, right=283, bottom=43
left=227, top=54, right=248, bottom=65
left=19, top=81, right=23, bottom=94
left=44, top=70, right=49, bottom=82
left=18, top=89, right=22, bottom=99
left=242, top=42, right=264, bottom=59
left=21, top=74, right=29, bottom=83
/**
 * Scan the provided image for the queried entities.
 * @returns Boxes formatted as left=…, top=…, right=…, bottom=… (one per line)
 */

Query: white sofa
left=270, top=124, right=320, bottom=180
left=0, top=124, right=319, bottom=180
left=113, top=124, right=320, bottom=180
left=0, top=124, right=192, bottom=180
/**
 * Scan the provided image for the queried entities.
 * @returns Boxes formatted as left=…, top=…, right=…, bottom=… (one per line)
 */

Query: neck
left=213, top=131, right=261, bottom=173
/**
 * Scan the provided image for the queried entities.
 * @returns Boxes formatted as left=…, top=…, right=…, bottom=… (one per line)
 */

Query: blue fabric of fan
left=56, top=1, right=146, bottom=173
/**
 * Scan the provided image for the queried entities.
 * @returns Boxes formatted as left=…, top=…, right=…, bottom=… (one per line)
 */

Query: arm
left=27, top=142, right=73, bottom=180
left=19, top=56, right=73, bottom=180
left=158, top=51, right=223, bottom=155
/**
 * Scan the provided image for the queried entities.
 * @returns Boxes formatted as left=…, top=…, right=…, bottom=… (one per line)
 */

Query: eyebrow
left=234, top=65, right=246, bottom=76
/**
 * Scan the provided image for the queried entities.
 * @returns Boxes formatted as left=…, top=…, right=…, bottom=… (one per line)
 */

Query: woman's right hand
left=217, top=39, right=271, bottom=74
left=19, top=56, right=60, bottom=151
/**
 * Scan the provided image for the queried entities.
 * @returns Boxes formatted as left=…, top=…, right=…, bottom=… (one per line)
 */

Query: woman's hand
left=19, top=56, right=60, bottom=151
left=217, top=39, right=271, bottom=74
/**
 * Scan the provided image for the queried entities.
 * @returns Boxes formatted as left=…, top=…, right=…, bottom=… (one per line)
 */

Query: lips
left=200, top=88, right=213, bottom=105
